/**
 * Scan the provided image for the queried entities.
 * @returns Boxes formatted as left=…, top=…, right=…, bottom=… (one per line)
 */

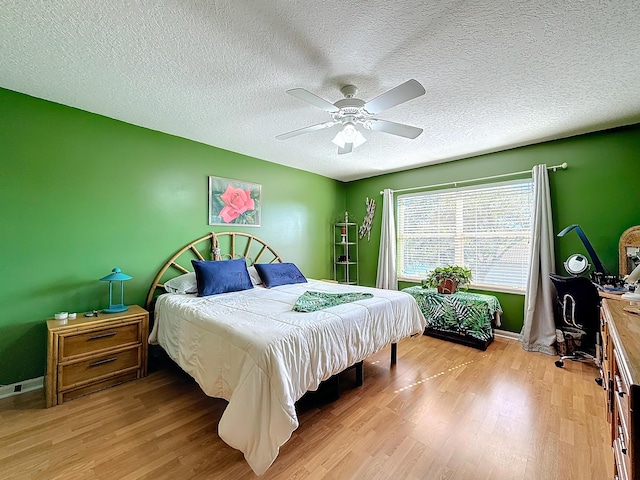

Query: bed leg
left=391, top=343, right=397, bottom=366
left=328, top=375, right=340, bottom=402
left=355, top=361, right=363, bottom=387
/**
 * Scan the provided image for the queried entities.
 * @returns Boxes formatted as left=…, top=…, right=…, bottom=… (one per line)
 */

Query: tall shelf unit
left=333, top=213, right=358, bottom=285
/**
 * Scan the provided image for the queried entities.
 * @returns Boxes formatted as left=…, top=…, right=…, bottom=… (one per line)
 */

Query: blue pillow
left=191, top=258, right=253, bottom=296
left=254, top=262, right=307, bottom=288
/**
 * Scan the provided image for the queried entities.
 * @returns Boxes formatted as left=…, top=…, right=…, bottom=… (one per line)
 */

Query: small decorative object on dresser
left=100, top=267, right=132, bottom=313
left=423, top=265, right=472, bottom=294
left=45, top=305, right=149, bottom=407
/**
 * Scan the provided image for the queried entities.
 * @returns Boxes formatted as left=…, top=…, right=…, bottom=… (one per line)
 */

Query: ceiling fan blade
left=276, top=121, right=336, bottom=140
left=338, top=143, right=353, bottom=155
left=363, top=79, right=426, bottom=115
left=365, top=119, right=423, bottom=139
left=287, top=88, right=340, bottom=113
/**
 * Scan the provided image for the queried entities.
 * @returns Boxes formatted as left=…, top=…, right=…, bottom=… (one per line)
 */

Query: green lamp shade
left=100, top=267, right=132, bottom=313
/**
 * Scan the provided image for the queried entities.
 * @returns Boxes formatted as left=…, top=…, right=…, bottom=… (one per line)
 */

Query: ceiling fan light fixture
left=332, top=124, right=367, bottom=150
left=352, top=130, right=367, bottom=148
left=331, top=130, right=346, bottom=148
left=342, top=122, right=357, bottom=143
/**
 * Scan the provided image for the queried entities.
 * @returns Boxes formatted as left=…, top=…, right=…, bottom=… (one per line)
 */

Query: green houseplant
left=422, top=265, right=472, bottom=294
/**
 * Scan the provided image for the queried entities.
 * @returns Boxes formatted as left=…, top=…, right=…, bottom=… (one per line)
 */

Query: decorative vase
left=437, top=278, right=458, bottom=294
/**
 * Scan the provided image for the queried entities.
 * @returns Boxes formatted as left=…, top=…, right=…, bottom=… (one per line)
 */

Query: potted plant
left=422, top=265, right=472, bottom=294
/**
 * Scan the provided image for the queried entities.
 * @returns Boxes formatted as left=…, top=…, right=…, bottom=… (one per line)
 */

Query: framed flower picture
left=208, top=176, right=261, bottom=227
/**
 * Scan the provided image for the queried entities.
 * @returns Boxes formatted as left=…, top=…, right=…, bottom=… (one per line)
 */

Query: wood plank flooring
left=0, top=336, right=613, bottom=479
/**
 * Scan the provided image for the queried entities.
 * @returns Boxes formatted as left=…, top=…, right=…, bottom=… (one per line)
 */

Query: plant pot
left=437, top=278, right=458, bottom=294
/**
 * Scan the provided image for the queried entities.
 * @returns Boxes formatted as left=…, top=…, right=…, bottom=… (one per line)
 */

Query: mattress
left=148, top=279, right=426, bottom=475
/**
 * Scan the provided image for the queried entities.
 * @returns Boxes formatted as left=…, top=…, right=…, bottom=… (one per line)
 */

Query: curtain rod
left=380, top=162, right=568, bottom=195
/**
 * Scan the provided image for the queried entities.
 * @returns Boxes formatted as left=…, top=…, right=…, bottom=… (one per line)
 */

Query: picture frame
left=208, top=176, right=261, bottom=227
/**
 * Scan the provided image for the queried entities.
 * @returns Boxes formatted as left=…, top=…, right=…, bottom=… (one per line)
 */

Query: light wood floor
left=0, top=335, right=612, bottom=479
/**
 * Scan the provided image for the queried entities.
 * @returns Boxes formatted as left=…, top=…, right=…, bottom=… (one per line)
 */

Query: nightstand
left=45, top=305, right=149, bottom=407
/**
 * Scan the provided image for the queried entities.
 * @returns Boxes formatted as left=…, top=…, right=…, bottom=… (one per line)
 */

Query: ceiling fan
left=276, top=79, right=426, bottom=154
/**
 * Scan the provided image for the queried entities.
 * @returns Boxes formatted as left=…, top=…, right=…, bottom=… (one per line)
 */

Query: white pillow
left=248, top=265, right=263, bottom=285
left=164, top=272, right=198, bottom=294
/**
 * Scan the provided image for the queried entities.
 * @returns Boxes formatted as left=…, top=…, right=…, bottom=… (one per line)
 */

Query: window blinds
left=397, top=179, right=534, bottom=291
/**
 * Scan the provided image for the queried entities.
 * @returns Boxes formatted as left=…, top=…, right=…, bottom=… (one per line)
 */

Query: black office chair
left=549, top=273, right=601, bottom=370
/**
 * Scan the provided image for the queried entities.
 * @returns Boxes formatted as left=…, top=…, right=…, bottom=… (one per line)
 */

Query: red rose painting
left=209, top=177, right=261, bottom=226
left=219, top=184, right=255, bottom=223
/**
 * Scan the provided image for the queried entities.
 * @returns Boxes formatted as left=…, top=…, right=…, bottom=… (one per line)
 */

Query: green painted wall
left=2, top=84, right=638, bottom=385
left=0, top=88, right=346, bottom=385
left=346, top=124, right=640, bottom=333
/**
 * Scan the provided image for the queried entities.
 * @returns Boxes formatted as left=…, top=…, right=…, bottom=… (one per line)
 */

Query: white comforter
left=148, top=279, right=426, bottom=475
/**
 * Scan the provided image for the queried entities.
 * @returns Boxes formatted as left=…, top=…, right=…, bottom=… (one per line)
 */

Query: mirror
left=564, top=254, right=590, bottom=275
left=619, top=226, right=640, bottom=277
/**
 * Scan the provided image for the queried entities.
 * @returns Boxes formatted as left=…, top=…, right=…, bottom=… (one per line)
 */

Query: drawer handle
left=88, top=332, right=117, bottom=341
left=619, top=425, right=627, bottom=455
left=88, top=357, right=117, bottom=368
left=615, top=375, right=626, bottom=397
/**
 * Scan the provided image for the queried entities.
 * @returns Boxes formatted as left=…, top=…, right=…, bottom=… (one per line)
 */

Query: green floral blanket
left=292, top=291, right=374, bottom=313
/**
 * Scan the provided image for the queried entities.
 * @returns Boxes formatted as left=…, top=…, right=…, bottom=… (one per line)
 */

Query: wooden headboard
left=145, top=232, right=282, bottom=311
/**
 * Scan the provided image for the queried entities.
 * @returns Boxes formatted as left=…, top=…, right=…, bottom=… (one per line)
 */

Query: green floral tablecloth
left=402, top=286, right=502, bottom=341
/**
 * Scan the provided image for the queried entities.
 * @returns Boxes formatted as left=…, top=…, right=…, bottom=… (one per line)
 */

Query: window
left=397, top=179, right=534, bottom=292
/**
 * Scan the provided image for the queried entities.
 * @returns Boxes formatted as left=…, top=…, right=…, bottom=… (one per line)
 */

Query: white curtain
left=376, top=188, right=398, bottom=290
left=520, top=164, right=557, bottom=354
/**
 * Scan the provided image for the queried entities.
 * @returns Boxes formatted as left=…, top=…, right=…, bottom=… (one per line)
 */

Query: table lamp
left=100, top=267, right=132, bottom=313
left=557, top=224, right=608, bottom=275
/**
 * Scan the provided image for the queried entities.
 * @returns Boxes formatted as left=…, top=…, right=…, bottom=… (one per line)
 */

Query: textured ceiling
left=2, top=1, right=640, bottom=181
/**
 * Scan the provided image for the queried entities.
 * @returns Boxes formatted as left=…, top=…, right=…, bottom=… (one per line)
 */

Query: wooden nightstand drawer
left=60, top=371, right=139, bottom=404
left=59, top=320, right=142, bottom=359
left=59, top=345, right=141, bottom=389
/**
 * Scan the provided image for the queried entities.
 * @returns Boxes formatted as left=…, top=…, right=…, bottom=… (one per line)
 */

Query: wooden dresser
left=45, top=305, right=149, bottom=407
left=600, top=296, right=640, bottom=480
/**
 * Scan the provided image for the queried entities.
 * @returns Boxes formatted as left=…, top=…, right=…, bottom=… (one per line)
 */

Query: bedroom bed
left=146, top=232, right=426, bottom=475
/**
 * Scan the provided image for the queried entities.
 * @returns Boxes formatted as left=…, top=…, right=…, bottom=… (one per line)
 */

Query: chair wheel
left=555, top=360, right=564, bottom=368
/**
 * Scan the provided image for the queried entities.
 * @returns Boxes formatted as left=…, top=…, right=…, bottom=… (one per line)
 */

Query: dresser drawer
left=58, top=346, right=141, bottom=390
left=613, top=347, right=631, bottom=430
left=613, top=346, right=631, bottom=480
left=59, top=320, right=142, bottom=360
left=614, top=434, right=630, bottom=480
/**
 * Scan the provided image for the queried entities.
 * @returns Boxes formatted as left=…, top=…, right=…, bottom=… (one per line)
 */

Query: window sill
left=398, top=277, right=525, bottom=295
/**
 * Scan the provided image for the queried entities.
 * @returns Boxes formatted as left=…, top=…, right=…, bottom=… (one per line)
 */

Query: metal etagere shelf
left=333, top=212, right=358, bottom=285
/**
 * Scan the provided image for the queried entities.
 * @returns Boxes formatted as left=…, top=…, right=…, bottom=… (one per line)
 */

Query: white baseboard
left=494, top=329, right=521, bottom=341
left=0, top=376, right=44, bottom=399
